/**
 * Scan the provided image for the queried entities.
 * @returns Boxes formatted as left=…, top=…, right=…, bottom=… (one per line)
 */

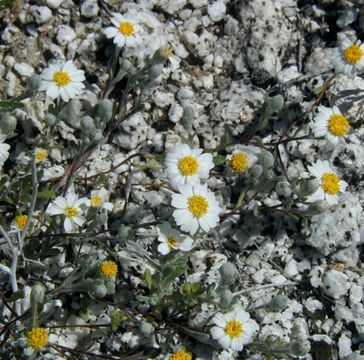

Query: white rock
left=304, top=297, right=323, bottom=314
left=336, top=8, right=358, bottom=29
left=0, top=64, right=6, bottom=78
left=190, top=0, right=208, bottom=7
left=349, top=284, right=363, bottom=305
left=168, top=102, right=184, bottom=123
left=166, top=0, right=186, bottom=14
left=29, top=6, right=52, bottom=24
left=338, top=334, right=352, bottom=359
left=322, top=270, right=349, bottom=299
left=56, top=25, right=77, bottom=46
left=207, top=0, right=226, bottom=22
left=42, top=165, right=65, bottom=181
left=80, top=0, right=99, bottom=17
left=14, top=62, right=34, bottom=77
left=45, top=0, right=63, bottom=8
left=153, top=91, right=174, bottom=108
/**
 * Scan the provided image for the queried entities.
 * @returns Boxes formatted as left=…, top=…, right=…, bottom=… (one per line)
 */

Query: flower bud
left=295, top=178, right=319, bottom=198
left=275, top=181, right=292, bottom=198
left=95, top=99, right=113, bottom=124
left=30, top=283, right=46, bottom=304
left=219, top=262, right=238, bottom=286
left=43, top=113, right=57, bottom=127
left=90, top=280, right=107, bottom=298
left=181, top=105, right=194, bottom=129
left=139, top=321, right=154, bottom=337
left=304, top=200, right=328, bottom=215
left=0, top=114, right=17, bottom=136
left=248, top=164, right=263, bottom=180
left=81, top=116, right=95, bottom=134
left=149, top=64, right=163, bottom=79
left=27, top=75, right=42, bottom=92
left=219, top=289, right=233, bottom=308
left=289, top=339, right=310, bottom=356
left=268, top=295, right=289, bottom=311
left=93, top=129, right=103, bottom=141
left=258, top=150, right=275, bottom=170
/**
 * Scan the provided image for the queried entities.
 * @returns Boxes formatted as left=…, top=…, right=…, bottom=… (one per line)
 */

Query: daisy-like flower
left=15, top=215, right=28, bottom=230
left=332, top=37, right=364, bottom=77
left=210, top=309, right=254, bottom=352
left=99, top=260, right=118, bottom=278
left=307, top=159, right=347, bottom=206
left=172, top=184, right=221, bottom=235
left=160, top=45, right=181, bottom=70
left=165, top=144, right=214, bottom=188
left=169, top=349, right=192, bottom=360
left=103, top=13, right=144, bottom=48
left=27, top=327, right=48, bottom=350
left=87, top=187, right=113, bottom=212
left=39, top=60, right=85, bottom=102
left=226, top=145, right=259, bottom=174
left=46, top=193, right=88, bottom=232
left=312, top=106, right=350, bottom=144
left=0, top=137, right=10, bottom=170
left=156, top=222, right=193, bottom=255
left=34, top=147, right=48, bottom=162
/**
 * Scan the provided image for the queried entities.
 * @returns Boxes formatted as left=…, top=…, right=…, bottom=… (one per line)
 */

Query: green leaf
left=133, top=159, right=160, bottom=169
left=213, top=155, right=225, bottom=166
left=181, top=327, right=212, bottom=345
left=37, top=189, right=56, bottom=200
left=144, top=269, right=153, bottom=290
left=0, top=100, right=25, bottom=110
left=7, top=290, right=24, bottom=302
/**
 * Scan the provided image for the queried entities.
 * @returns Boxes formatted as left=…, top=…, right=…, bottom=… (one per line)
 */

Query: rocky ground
left=0, top=0, right=364, bottom=359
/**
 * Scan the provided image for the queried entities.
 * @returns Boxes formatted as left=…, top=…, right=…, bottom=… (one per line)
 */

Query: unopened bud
left=305, top=200, right=328, bottom=215
left=31, top=283, right=46, bottom=304
left=139, top=321, right=154, bottom=336
left=43, top=113, right=57, bottom=127
left=95, top=99, right=113, bottom=124
left=248, top=164, right=263, bottom=180
left=268, top=295, right=289, bottom=311
left=289, top=339, right=310, bottom=356
left=258, top=150, right=275, bottom=170
left=0, top=114, right=17, bottom=136
left=219, top=262, right=238, bottom=286
left=295, top=178, right=319, bottom=198
left=91, top=280, right=107, bottom=298
left=276, top=181, right=292, bottom=198
left=81, top=116, right=95, bottom=133
left=219, top=289, right=233, bottom=308
left=27, top=75, right=42, bottom=92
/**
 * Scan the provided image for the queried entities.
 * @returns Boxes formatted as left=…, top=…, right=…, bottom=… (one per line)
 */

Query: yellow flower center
left=161, top=46, right=174, bottom=59
left=167, top=236, right=177, bottom=249
left=321, top=172, right=340, bottom=195
left=169, top=350, right=192, bottom=360
left=27, top=328, right=48, bottom=350
left=65, top=207, right=79, bottom=218
left=188, top=195, right=209, bottom=218
left=224, top=319, right=244, bottom=339
left=230, top=152, right=249, bottom=172
left=53, top=71, right=71, bottom=87
left=178, top=156, right=199, bottom=176
left=91, top=195, right=103, bottom=207
left=35, top=148, right=48, bottom=162
left=118, top=21, right=135, bottom=36
left=343, top=44, right=363, bottom=64
left=15, top=215, right=28, bottom=230
left=99, top=260, right=118, bottom=278
left=327, top=114, right=350, bottom=136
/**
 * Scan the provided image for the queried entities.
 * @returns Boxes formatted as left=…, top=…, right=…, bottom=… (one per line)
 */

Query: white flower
left=156, top=222, right=193, bottom=255
left=227, top=145, right=259, bottom=173
left=165, top=144, right=214, bottom=187
left=160, top=45, right=181, bottom=70
left=312, top=106, right=350, bottom=144
left=46, top=193, right=88, bottom=232
left=171, top=184, right=221, bottom=235
left=39, top=60, right=85, bottom=102
left=87, top=187, right=113, bottom=212
left=332, top=37, right=364, bottom=77
left=0, top=138, right=10, bottom=169
left=103, top=13, right=144, bottom=49
left=210, top=309, right=255, bottom=352
left=307, top=160, right=347, bottom=206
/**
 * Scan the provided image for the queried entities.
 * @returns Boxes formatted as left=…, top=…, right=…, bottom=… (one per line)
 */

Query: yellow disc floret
left=27, top=327, right=48, bottom=350
left=15, top=215, right=28, bottom=230
left=65, top=207, right=79, bottom=218
left=230, top=152, right=249, bottom=173
left=169, top=349, right=192, bottom=360
left=178, top=156, right=199, bottom=176
left=327, top=114, right=350, bottom=136
left=100, top=260, right=118, bottom=278
left=343, top=44, right=363, bottom=64
left=160, top=46, right=174, bottom=59
left=118, top=22, right=135, bottom=36
left=224, top=319, right=244, bottom=339
left=35, top=148, right=48, bottom=162
left=321, top=172, right=340, bottom=195
left=91, top=195, right=103, bottom=207
left=188, top=195, right=209, bottom=218
left=167, top=237, right=177, bottom=249
left=53, top=71, right=71, bottom=87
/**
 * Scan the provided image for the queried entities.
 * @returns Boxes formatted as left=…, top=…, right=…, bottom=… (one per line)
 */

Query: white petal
left=64, top=218, right=74, bottom=232
left=104, top=26, right=118, bottom=38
